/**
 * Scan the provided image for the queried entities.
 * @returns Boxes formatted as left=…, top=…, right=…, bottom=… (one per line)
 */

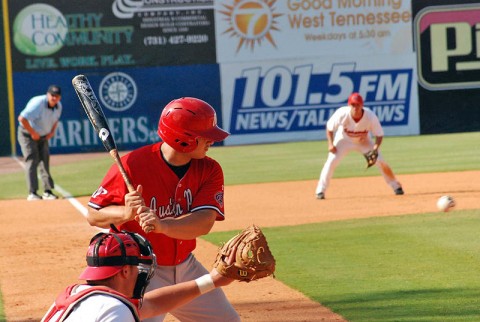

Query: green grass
left=1, top=132, right=479, bottom=199
left=2, top=132, right=480, bottom=321
left=207, top=132, right=480, bottom=184
left=203, top=210, right=480, bottom=321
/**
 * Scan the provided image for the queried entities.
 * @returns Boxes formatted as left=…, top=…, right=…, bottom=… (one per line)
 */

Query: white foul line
left=13, top=156, right=89, bottom=218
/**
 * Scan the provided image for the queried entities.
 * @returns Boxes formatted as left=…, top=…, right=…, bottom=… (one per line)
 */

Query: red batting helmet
left=348, top=93, right=364, bottom=106
left=157, top=97, right=229, bottom=153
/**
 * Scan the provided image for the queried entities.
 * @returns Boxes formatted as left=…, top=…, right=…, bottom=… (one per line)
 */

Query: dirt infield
left=1, top=154, right=479, bottom=321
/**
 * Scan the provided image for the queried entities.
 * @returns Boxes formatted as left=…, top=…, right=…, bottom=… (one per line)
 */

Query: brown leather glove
left=213, top=225, right=276, bottom=282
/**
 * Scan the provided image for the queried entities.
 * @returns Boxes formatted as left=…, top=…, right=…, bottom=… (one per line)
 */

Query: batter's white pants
left=315, top=138, right=402, bottom=196
left=142, top=254, right=240, bottom=322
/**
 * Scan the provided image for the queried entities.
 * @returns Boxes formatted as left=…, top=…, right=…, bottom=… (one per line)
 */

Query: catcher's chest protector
left=41, top=285, right=140, bottom=322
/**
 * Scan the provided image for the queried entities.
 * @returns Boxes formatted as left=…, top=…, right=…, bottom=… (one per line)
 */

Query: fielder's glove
left=364, top=149, right=378, bottom=168
left=213, top=225, right=276, bottom=282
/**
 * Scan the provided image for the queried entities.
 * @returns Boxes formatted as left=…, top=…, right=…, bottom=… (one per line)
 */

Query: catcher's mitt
left=213, top=225, right=275, bottom=282
left=363, top=149, right=378, bottom=168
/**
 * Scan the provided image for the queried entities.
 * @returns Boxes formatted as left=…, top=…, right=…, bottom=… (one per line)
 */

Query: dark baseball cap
left=47, top=85, right=61, bottom=96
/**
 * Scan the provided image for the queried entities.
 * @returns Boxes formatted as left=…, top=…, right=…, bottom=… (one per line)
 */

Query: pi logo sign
left=414, top=4, right=480, bottom=90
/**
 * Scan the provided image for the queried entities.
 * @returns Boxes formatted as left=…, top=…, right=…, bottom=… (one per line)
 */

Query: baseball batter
left=86, top=97, right=240, bottom=322
left=315, top=92, right=404, bottom=199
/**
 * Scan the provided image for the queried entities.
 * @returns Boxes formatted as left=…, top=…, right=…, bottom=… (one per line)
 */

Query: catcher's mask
left=348, top=92, right=364, bottom=106
left=157, top=97, right=229, bottom=153
left=79, top=230, right=157, bottom=301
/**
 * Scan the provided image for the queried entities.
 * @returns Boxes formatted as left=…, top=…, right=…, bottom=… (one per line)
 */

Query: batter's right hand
left=124, top=185, right=145, bottom=221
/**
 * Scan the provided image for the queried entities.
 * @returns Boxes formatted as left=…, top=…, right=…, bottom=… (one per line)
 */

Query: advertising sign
left=6, top=0, right=223, bottom=155
left=13, top=65, right=222, bottom=154
left=414, top=3, right=480, bottom=90
left=8, top=0, right=216, bottom=71
left=215, top=0, right=413, bottom=63
left=412, top=0, right=480, bottom=134
left=221, top=54, right=419, bottom=145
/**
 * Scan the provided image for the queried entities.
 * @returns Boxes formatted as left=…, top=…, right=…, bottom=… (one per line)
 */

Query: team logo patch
left=99, top=72, right=137, bottom=112
left=92, top=186, right=108, bottom=198
left=215, top=191, right=224, bottom=207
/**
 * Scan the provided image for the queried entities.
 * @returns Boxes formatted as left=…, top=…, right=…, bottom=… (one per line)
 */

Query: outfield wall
left=2, top=1, right=475, bottom=156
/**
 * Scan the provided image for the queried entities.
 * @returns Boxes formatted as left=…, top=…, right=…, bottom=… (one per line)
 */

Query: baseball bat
left=71, top=74, right=135, bottom=193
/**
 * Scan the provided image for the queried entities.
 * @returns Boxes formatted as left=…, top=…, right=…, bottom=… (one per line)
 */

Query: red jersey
left=88, top=142, right=226, bottom=266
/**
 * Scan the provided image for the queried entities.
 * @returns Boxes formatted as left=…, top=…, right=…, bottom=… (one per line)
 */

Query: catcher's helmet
left=348, top=92, right=364, bottom=106
left=157, top=97, right=229, bottom=153
left=79, top=232, right=155, bottom=281
left=79, top=232, right=156, bottom=299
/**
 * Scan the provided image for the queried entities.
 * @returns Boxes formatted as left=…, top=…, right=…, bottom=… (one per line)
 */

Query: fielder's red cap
left=348, top=93, right=364, bottom=106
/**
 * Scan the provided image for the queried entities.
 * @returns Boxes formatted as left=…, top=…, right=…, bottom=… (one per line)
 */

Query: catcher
left=42, top=225, right=275, bottom=321
left=315, top=92, right=404, bottom=199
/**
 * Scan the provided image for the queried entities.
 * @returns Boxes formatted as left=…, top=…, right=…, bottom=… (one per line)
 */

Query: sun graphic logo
left=220, top=0, right=282, bottom=52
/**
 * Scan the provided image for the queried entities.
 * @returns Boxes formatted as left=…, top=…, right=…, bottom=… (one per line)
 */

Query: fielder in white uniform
left=315, top=92, right=404, bottom=199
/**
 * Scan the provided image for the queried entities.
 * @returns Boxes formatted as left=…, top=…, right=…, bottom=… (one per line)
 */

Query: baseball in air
left=436, top=195, right=455, bottom=212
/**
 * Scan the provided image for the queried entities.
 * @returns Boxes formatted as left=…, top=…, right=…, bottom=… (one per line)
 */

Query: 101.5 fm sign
left=414, top=3, right=480, bottom=90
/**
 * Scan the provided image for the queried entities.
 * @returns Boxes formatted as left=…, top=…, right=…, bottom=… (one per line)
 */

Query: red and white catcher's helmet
left=348, top=92, right=364, bottom=106
left=157, top=97, right=229, bottom=153
left=79, top=232, right=155, bottom=281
